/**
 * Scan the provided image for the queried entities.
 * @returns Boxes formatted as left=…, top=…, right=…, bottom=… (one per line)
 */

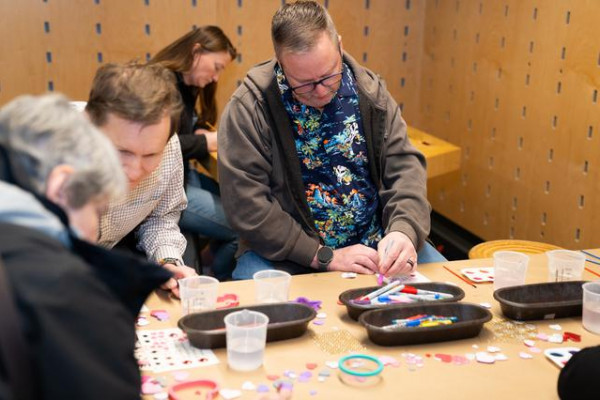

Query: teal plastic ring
left=338, top=354, right=384, bottom=377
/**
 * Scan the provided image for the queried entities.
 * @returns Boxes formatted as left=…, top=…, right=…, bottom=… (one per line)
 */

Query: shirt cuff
left=154, top=247, right=184, bottom=266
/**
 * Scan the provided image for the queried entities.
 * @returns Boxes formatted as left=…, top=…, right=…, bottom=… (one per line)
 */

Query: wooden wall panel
left=2, top=0, right=596, bottom=250
left=421, top=0, right=600, bottom=249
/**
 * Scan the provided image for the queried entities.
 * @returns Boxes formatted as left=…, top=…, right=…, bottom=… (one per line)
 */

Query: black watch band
left=317, top=246, right=334, bottom=272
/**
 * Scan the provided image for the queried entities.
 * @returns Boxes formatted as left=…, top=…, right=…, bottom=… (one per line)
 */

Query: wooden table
left=207, top=126, right=460, bottom=182
left=141, top=250, right=600, bottom=399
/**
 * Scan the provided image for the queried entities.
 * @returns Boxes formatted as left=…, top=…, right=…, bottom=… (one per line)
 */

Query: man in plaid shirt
left=85, top=62, right=196, bottom=295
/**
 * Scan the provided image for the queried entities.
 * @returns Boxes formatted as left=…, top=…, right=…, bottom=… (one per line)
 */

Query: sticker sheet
left=461, top=267, right=495, bottom=283
left=544, top=347, right=580, bottom=368
left=135, top=328, right=219, bottom=372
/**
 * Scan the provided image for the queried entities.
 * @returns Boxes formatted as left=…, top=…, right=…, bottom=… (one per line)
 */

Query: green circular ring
left=338, top=354, right=384, bottom=377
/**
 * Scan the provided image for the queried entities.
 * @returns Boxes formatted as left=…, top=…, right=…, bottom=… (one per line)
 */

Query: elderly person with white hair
left=0, top=94, right=171, bottom=399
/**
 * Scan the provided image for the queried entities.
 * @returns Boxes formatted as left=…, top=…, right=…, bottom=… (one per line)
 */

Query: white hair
left=0, top=94, right=126, bottom=208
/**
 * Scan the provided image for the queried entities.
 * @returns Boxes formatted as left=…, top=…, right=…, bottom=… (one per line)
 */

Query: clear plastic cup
left=178, top=276, right=219, bottom=315
left=546, top=250, right=586, bottom=282
left=582, top=282, right=600, bottom=334
left=224, top=309, right=269, bottom=371
left=493, top=251, right=529, bottom=291
left=253, top=270, right=291, bottom=304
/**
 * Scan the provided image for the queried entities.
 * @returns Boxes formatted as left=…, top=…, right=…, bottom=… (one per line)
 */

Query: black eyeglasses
left=289, top=71, right=343, bottom=95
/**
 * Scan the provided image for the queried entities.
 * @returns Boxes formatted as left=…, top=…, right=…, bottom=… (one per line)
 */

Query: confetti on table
left=256, top=384, right=270, bottom=393
left=141, top=379, right=163, bottom=395
left=523, top=339, right=536, bottom=347
left=137, top=316, right=150, bottom=327
left=150, top=310, right=169, bottom=321
left=529, top=347, right=542, bottom=354
left=172, top=371, right=189, bottom=382
left=242, top=381, right=256, bottom=391
left=487, top=346, right=501, bottom=353
left=494, top=354, right=508, bottom=361
left=519, top=352, right=533, bottom=359
left=312, top=320, right=325, bottom=326
left=563, top=332, right=581, bottom=342
left=153, top=392, right=168, bottom=400
left=220, top=389, right=242, bottom=399
left=316, top=312, right=327, bottom=319
left=318, top=369, right=331, bottom=377
left=479, top=302, right=492, bottom=309
left=325, top=361, right=339, bottom=369
left=548, top=334, right=564, bottom=344
left=452, top=355, right=470, bottom=366
left=306, top=363, right=317, bottom=370
left=536, top=333, right=549, bottom=341
left=341, top=272, right=357, bottom=279
left=475, top=352, right=496, bottom=364
left=434, top=353, right=453, bottom=363
left=266, top=374, right=279, bottom=381
left=298, top=371, right=312, bottom=383
left=379, top=355, right=400, bottom=367
left=310, top=390, right=318, bottom=396
left=549, top=324, right=562, bottom=331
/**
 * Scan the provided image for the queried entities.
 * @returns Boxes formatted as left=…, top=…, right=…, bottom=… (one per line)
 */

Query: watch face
left=318, top=246, right=334, bottom=263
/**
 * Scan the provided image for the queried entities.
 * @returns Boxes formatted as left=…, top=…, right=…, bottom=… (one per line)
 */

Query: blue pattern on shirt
left=275, top=63, right=383, bottom=248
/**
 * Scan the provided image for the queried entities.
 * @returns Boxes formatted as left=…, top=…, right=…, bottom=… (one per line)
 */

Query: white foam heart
left=220, top=389, right=242, bottom=399
left=475, top=352, right=496, bottom=364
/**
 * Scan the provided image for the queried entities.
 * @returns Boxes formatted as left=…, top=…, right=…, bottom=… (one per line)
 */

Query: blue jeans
left=232, top=241, right=447, bottom=280
left=179, top=171, right=238, bottom=280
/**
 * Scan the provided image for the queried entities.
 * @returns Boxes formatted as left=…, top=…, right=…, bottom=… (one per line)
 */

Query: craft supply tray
left=178, top=303, right=316, bottom=349
left=359, top=303, right=492, bottom=346
left=339, top=282, right=465, bottom=321
left=493, top=281, right=588, bottom=321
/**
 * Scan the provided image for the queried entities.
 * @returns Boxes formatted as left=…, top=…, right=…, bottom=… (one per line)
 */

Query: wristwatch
left=317, top=246, right=334, bottom=271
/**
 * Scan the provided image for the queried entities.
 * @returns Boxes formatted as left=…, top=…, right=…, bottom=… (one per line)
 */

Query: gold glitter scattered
left=488, top=317, right=538, bottom=342
left=311, top=329, right=365, bottom=354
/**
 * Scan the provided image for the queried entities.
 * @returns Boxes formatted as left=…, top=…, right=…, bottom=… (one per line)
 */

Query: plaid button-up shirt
left=98, top=134, right=188, bottom=263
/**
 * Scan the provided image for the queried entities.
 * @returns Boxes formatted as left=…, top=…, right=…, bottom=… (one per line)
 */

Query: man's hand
left=320, top=244, right=379, bottom=275
left=377, top=231, right=417, bottom=277
left=160, top=263, right=197, bottom=298
left=195, top=129, right=218, bottom=152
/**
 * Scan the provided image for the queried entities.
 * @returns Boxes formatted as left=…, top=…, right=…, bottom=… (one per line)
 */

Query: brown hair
left=149, top=26, right=237, bottom=128
left=86, top=62, right=183, bottom=137
left=271, top=0, right=339, bottom=58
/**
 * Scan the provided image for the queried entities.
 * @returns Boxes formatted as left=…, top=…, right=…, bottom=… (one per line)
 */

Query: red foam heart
left=563, top=332, right=581, bottom=342
left=216, top=293, right=239, bottom=309
left=434, top=353, right=453, bottom=363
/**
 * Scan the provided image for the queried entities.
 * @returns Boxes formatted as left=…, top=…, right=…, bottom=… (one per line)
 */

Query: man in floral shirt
left=219, top=0, right=445, bottom=279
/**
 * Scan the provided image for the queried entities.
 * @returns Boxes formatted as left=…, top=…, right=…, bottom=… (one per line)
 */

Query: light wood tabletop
left=141, top=250, right=600, bottom=400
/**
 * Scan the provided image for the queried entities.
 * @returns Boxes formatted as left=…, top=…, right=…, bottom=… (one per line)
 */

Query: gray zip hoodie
left=218, top=52, right=431, bottom=268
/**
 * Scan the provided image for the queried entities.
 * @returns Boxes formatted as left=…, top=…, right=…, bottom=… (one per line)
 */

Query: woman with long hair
left=149, top=26, right=238, bottom=280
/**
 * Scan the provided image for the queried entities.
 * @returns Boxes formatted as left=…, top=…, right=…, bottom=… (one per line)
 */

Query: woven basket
left=468, top=240, right=562, bottom=259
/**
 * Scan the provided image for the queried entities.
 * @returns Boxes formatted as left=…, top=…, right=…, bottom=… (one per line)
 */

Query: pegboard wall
left=420, top=0, right=600, bottom=249
left=0, top=0, right=597, bottom=250
left=0, top=0, right=423, bottom=124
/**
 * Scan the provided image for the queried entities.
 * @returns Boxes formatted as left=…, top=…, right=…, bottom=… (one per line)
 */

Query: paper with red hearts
left=460, top=267, right=495, bottom=283
left=135, top=328, right=219, bottom=372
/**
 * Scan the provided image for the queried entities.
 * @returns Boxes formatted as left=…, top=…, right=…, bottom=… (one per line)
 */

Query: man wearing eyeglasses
left=219, top=0, right=445, bottom=280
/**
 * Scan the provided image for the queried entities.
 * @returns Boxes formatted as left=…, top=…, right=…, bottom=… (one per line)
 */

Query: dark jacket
left=218, top=52, right=431, bottom=267
left=0, top=148, right=171, bottom=399
left=175, top=72, right=209, bottom=163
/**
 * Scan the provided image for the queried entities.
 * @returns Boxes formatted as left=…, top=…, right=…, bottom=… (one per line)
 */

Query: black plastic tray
left=493, top=281, right=588, bottom=321
left=339, top=282, right=465, bottom=321
left=178, top=302, right=316, bottom=349
left=359, top=303, right=492, bottom=346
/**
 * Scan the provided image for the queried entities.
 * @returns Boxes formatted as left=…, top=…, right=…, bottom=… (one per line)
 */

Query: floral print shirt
left=275, top=63, right=383, bottom=249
